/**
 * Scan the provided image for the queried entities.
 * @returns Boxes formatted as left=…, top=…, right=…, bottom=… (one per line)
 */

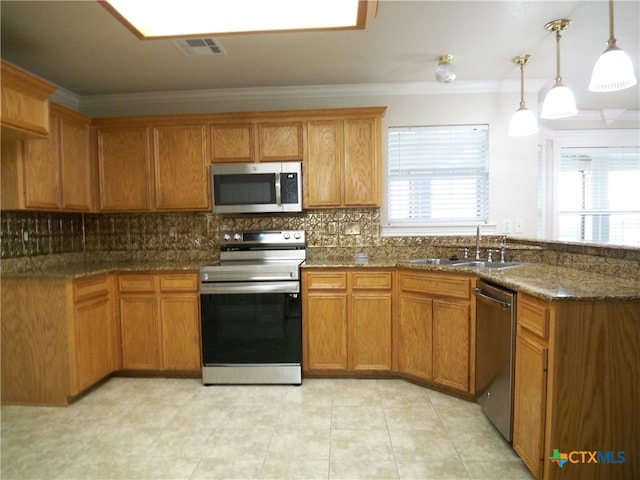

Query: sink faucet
left=475, top=225, right=482, bottom=260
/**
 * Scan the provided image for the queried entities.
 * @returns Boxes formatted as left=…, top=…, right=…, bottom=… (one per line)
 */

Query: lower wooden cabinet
left=71, top=275, right=116, bottom=394
left=118, top=272, right=200, bottom=372
left=303, top=269, right=393, bottom=373
left=1, top=274, right=116, bottom=406
left=397, top=270, right=473, bottom=394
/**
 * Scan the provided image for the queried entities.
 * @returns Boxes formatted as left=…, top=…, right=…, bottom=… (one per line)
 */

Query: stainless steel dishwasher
left=474, top=280, right=517, bottom=441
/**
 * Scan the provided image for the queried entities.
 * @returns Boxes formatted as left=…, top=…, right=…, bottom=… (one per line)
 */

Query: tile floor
left=1, top=377, right=535, bottom=480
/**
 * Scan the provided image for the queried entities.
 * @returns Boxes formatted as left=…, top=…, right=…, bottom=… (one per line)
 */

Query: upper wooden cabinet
left=1, top=104, right=92, bottom=211
left=211, top=123, right=254, bottom=163
left=152, top=125, right=210, bottom=210
left=96, top=126, right=152, bottom=211
left=305, top=108, right=385, bottom=208
left=1, top=61, right=56, bottom=140
left=210, top=120, right=303, bottom=163
left=96, top=122, right=210, bottom=212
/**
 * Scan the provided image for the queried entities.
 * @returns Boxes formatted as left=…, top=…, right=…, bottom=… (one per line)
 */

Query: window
left=558, top=148, right=640, bottom=245
left=386, top=125, right=489, bottom=231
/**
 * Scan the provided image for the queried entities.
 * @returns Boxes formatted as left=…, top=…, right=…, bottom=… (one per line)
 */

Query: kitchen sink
left=407, top=258, right=469, bottom=265
left=457, top=261, right=524, bottom=269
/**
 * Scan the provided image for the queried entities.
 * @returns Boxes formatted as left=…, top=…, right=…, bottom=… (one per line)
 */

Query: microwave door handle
left=275, top=172, right=282, bottom=205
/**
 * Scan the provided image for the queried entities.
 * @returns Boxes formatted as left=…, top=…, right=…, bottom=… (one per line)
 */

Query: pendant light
left=589, top=0, right=637, bottom=92
left=541, top=19, right=577, bottom=119
left=509, top=55, right=538, bottom=136
left=435, top=55, right=456, bottom=84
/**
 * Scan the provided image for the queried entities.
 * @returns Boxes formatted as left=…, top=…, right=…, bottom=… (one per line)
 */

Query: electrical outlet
left=502, top=219, right=512, bottom=234
left=22, top=231, right=29, bottom=241
left=515, top=218, right=524, bottom=233
left=169, top=227, right=177, bottom=238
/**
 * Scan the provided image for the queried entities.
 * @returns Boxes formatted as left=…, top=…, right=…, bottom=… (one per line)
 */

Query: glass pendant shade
left=509, top=107, right=538, bottom=136
left=541, top=20, right=577, bottom=120
left=509, top=54, right=537, bottom=136
left=435, top=55, right=456, bottom=84
left=541, top=84, right=577, bottom=119
left=589, top=47, right=637, bottom=92
left=589, top=0, right=637, bottom=92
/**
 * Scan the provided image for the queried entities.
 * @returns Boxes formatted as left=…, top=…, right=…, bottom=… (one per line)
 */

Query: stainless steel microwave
left=211, top=161, right=302, bottom=214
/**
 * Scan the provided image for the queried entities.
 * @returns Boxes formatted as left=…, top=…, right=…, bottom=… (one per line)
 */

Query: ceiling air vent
left=172, top=37, right=226, bottom=56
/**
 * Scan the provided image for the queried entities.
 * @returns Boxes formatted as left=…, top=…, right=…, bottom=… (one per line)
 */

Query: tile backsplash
left=2, top=209, right=638, bottom=280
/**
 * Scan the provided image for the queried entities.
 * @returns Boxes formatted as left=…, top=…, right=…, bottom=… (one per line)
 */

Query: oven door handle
left=201, top=281, right=300, bottom=295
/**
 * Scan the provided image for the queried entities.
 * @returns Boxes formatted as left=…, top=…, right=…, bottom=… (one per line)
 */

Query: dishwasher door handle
left=474, top=288, right=511, bottom=309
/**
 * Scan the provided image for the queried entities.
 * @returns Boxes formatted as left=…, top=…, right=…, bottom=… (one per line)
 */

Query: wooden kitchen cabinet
left=302, top=269, right=393, bottom=373
left=257, top=121, right=303, bottom=161
left=210, top=120, right=302, bottom=163
left=1, top=104, right=92, bottom=211
left=118, top=272, right=200, bottom=373
left=152, top=125, right=210, bottom=210
left=305, top=108, right=384, bottom=208
left=397, top=270, right=473, bottom=393
left=1, top=274, right=116, bottom=406
left=71, top=275, right=115, bottom=394
left=211, top=123, right=254, bottom=162
left=96, top=126, right=152, bottom=211
left=397, top=292, right=433, bottom=380
left=512, top=293, right=640, bottom=480
left=1, top=60, right=56, bottom=140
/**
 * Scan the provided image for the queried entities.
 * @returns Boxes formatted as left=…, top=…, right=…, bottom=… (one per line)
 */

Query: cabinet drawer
left=518, top=295, right=550, bottom=340
left=305, top=271, right=347, bottom=290
left=400, top=272, right=470, bottom=299
left=159, top=273, right=198, bottom=292
left=351, top=271, right=392, bottom=290
left=73, top=275, right=110, bottom=302
left=118, top=274, right=157, bottom=293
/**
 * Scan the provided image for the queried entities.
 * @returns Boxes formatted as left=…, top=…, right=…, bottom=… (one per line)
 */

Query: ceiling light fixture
left=540, top=19, right=577, bottom=120
left=435, top=55, right=456, bottom=84
left=509, top=55, right=538, bottom=137
left=102, top=0, right=372, bottom=38
left=589, top=0, right=637, bottom=92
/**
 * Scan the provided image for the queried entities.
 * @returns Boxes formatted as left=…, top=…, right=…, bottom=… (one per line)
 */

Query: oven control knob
left=233, top=233, right=242, bottom=241
left=293, top=232, right=301, bottom=239
left=283, top=232, right=291, bottom=240
left=222, top=233, right=231, bottom=242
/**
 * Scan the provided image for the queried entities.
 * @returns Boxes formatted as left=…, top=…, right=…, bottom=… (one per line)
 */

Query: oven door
left=200, top=283, right=301, bottom=366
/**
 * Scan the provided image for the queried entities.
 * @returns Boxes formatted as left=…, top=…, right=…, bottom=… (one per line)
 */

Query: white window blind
left=558, top=148, right=640, bottom=245
left=387, top=125, right=489, bottom=226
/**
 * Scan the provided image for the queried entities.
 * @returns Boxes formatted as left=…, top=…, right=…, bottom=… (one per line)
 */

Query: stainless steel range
left=199, top=230, right=305, bottom=385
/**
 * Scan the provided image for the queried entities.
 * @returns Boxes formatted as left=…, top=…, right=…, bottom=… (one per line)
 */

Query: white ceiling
left=1, top=1, right=639, bottom=120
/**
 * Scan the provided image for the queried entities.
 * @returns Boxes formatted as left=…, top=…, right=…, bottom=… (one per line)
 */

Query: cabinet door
left=257, top=122, right=303, bottom=161
left=305, top=120, right=341, bottom=207
left=343, top=117, right=379, bottom=206
left=21, top=115, right=60, bottom=209
left=432, top=299, right=470, bottom=392
left=97, top=127, right=151, bottom=211
left=397, top=293, right=433, bottom=380
left=350, top=292, right=392, bottom=371
left=305, top=293, right=348, bottom=371
left=153, top=125, right=210, bottom=210
left=513, top=332, right=548, bottom=479
left=59, top=111, right=92, bottom=211
left=73, top=295, right=113, bottom=393
left=119, top=295, right=160, bottom=370
left=211, top=124, right=254, bottom=163
left=160, top=293, right=201, bottom=371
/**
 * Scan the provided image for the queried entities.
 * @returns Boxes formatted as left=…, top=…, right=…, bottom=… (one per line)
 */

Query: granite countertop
left=1, top=259, right=206, bottom=279
left=304, top=259, right=640, bottom=301
left=3, top=257, right=639, bottom=301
